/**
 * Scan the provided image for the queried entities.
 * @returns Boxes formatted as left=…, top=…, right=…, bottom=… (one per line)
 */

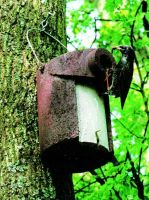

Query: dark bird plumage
left=109, top=46, right=135, bottom=109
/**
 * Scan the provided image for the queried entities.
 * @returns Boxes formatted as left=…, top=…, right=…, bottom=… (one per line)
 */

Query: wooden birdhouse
left=37, top=48, right=116, bottom=173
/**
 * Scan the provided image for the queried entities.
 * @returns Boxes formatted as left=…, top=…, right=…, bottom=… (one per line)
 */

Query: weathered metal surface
left=37, top=48, right=115, bottom=153
left=37, top=74, right=79, bottom=152
left=46, top=48, right=115, bottom=78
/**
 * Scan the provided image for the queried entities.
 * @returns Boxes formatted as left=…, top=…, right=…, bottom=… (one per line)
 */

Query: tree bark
left=0, top=1, right=66, bottom=199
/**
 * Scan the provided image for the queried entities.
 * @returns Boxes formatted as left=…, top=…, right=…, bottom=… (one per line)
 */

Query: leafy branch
left=126, top=1, right=148, bottom=199
left=68, top=1, right=149, bottom=199
left=126, top=150, right=144, bottom=199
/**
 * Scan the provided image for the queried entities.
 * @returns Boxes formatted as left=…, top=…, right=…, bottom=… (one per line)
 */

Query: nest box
left=37, top=48, right=116, bottom=173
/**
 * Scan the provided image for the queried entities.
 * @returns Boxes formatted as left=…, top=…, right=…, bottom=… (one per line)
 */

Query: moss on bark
left=0, top=0, right=66, bottom=199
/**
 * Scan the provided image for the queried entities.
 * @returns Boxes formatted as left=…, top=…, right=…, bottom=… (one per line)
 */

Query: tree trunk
left=0, top=1, right=66, bottom=199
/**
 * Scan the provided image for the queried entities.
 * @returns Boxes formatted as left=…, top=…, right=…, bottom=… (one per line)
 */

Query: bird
left=109, top=46, right=135, bottom=109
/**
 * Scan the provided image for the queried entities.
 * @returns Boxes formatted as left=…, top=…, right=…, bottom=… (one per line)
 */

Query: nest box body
left=37, top=48, right=116, bottom=172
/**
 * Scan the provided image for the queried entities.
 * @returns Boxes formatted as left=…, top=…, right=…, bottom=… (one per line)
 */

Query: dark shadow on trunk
left=50, top=169, right=75, bottom=200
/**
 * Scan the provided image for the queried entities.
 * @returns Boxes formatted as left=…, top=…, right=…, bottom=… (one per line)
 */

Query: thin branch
left=100, top=167, right=122, bottom=200
left=101, top=168, right=123, bottom=180
left=95, top=18, right=121, bottom=22
left=130, top=2, right=142, bottom=47
left=141, top=71, right=149, bottom=89
left=130, top=87, right=142, bottom=92
left=75, top=166, right=123, bottom=196
left=112, top=188, right=123, bottom=200
left=74, top=173, right=87, bottom=187
left=111, top=112, right=143, bottom=139
left=67, top=36, right=78, bottom=50
left=143, top=118, right=149, bottom=139
left=90, top=170, right=105, bottom=185
left=100, top=167, right=107, bottom=181
left=90, top=18, right=99, bottom=48
left=138, top=119, right=149, bottom=174
left=130, top=2, right=143, bottom=90
left=126, top=150, right=144, bottom=199
left=74, top=181, right=97, bottom=194
left=90, top=17, right=121, bottom=48
left=130, top=2, right=149, bottom=120
left=129, top=1, right=149, bottom=182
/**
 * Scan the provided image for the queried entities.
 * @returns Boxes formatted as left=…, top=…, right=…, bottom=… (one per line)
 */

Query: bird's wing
left=120, top=68, right=133, bottom=109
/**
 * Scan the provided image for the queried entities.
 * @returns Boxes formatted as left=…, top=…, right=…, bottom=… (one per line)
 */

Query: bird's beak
left=112, top=46, right=121, bottom=53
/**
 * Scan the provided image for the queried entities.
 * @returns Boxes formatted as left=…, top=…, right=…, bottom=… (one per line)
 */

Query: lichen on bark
left=0, top=0, right=66, bottom=199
